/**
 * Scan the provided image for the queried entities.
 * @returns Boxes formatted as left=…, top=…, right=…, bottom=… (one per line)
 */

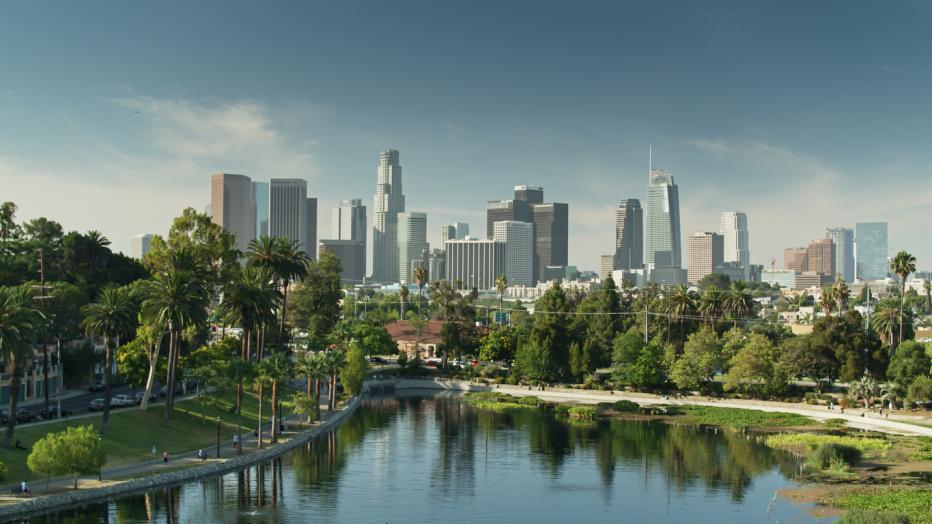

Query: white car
left=111, top=394, right=134, bottom=407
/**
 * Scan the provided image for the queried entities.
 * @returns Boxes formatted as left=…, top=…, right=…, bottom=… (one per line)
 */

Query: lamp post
left=98, top=436, right=103, bottom=481
left=216, top=417, right=221, bottom=458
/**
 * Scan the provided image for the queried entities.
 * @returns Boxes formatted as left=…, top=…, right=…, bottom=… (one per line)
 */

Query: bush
left=824, top=418, right=848, bottom=429
left=765, top=433, right=890, bottom=453
left=566, top=406, right=596, bottom=420
left=837, top=509, right=909, bottom=524
left=611, top=400, right=641, bottom=412
left=806, top=443, right=862, bottom=469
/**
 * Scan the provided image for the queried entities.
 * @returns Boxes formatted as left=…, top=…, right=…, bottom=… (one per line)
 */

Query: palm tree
left=833, top=278, right=849, bottom=314
left=665, top=285, right=697, bottom=341
left=849, top=374, right=880, bottom=410
left=495, top=274, right=508, bottom=324
left=924, top=279, right=931, bottom=314
left=246, top=236, right=309, bottom=347
left=698, top=287, right=722, bottom=327
left=414, top=265, right=428, bottom=316
left=408, top=313, right=428, bottom=365
left=295, top=351, right=328, bottom=422
left=323, top=350, right=347, bottom=411
left=890, top=251, right=916, bottom=348
left=259, top=352, right=292, bottom=443
left=399, top=286, right=409, bottom=319
left=871, top=299, right=900, bottom=347
left=723, top=282, right=755, bottom=328
left=819, top=286, right=835, bottom=317
left=81, top=286, right=136, bottom=434
left=136, top=316, right=166, bottom=411
left=429, top=280, right=457, bottom=321
left=141, top=270, right=208, bottom=421
left=85, top=230, right=112, bottom=271
left=0, top=286, right=42, bottom=447
left=222, top=358, right=254, bottom=453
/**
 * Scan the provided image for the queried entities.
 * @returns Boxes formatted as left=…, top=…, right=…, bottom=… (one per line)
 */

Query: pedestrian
left=162, top=451, right=168, bottom=463
left=232, top=434, right=239, bottom=449
left=151, top=445, right=157, bottom=455
left=20, top=480, right=29, bottom=496
left=198, top=449, right=207, bottom=461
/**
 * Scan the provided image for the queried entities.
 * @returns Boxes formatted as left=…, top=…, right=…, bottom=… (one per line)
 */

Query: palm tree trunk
left=2, top=361, right=20, bottom=448
left=271, top=380, right=278, bottom=443
left=140, top=334, right=162, bottom=411
left=163, top=330, right=176, bottom=422
left=314, top=378, right=322, bottom=421
left=898, top=281, right=906, bottom=349
left=329, top=371, right=336, bottom=411
left=101, top=334, right=112, bottom=435
left=279, top=282, right=289, bottom=348
left=306, top=374, right=313, bottom=423
left=256, top=382, right=264, bottom=449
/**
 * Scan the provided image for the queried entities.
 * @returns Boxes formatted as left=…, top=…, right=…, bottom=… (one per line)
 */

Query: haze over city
left=3, top=1, right=932, bottom=270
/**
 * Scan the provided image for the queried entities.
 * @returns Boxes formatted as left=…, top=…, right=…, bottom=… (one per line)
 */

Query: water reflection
left=17, top=394, right=816, bottom=524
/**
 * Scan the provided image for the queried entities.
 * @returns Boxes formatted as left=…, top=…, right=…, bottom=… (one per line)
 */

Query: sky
left=2, top=0, right=932, bottom=271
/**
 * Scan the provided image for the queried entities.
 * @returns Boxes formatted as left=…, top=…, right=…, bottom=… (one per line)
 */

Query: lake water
left=21, top=392, right=832, bottom=523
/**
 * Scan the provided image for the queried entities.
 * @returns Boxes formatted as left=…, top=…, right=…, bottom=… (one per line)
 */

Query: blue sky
left=2, top=1, right=931, bottom=270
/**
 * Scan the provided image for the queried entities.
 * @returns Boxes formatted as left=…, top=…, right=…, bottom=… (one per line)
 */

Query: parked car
left=134, top=391, right=146, bottom=404
left=111, top=394, right=134, bottom=407
left=368, top=356, right=387, bottom=364
left=15, top=409, right=38, bottom=423
left=88, top=398, right=107, bottom=411
left=88, top=382, right=105, bottom=392
left=39, top=405, right=73, bottom=419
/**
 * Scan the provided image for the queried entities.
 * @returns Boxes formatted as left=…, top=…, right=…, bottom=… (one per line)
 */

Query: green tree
left=289, top=251, right=343, bottom=342
left=887, top=340, right=930, bottom=387
left=294, top=351, right=328, bottom=421
left=698, top=273, right=731, bottom=291
left=811, top=310, right=880, bottom=382
left=907, top=375, right=932, bottom=406
left=568, top=342, right=589, bottom=383
left=81, top=286, right=137, bottom=434
left=324, top=349, right=347, bottom=411
left=698, top=287, right=724, bottom=327
left=342, top=340, right=367, bottom=396
left=670, top=328, right=723, bottom=391
left=247, top=236, right=309, bottom=346
left=611, top=329, right=668, bottom=390
left=114, top=338, right=149, bottom=392
left=28, top=425, right=105, bottom=490
left=723, top=282, right=755, bottom=328
left=495, top=273, right=508, bottom=321
left=723, top=333, right=788, bottom=397
left=350, top=321, right=396, bottom=356
left=833, top=278, right=849, bottom=313
left=258, top=351, right=292, bottom=443
left=890, top=250, right=916, bottom=347
left=584, top=275, right=622, bottom=368
left=513, top=341, right=555, bottom=383
left=414, top=265, right=429, bottom=316
left=478, top=325, right=518, bottom=363
left=872, top=299, right=901, bottom=347
left=0, top=286, right=41, bottom=447
left=924, top=279, right=931, bottom=315
left=529, top=281, right=571, bottom=378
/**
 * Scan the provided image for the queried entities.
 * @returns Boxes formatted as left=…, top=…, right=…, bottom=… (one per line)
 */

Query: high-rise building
left=784, top=247, right=808, bottom=272
left=440, top=222, right=469, bottom=245
left=428, top=248, right=445, bottom=282
left=825, top=227, right=855, bottom=283
left=445, top=237, right=506, bottom=290
left=130, top=234, right=153, bottom=260
left=807, top=238, right=835, bottom=276
left=331, top=199, right=366, bottom=271
left=514, top=185, right=544, bottom=204
left=687, top=232, right=724, bottom=284
left=644, top=170, right=682, bottom=268
left=493, top=220, right=534, bottom=287
left=210, top=173, right=255, bottom=253
left=252, top=181, right=269, bottom=238
left=532, top=202, right=568, bottom=283
left=599, top=255, right=615, bottom=281
left=486, top=199, right=533, bottom=238
left=270, top=179, right=316, bottom=256
left=372, top=150, right=405, bottom=283
left=615, top=199, right=644, bottom=270
left=397, top=211, right=428, bottom=284
left=720, top=211, right=749, bottom=280
left=319, top=239, right=364, bottom=284
left=855, top=222, right=888, bottom=281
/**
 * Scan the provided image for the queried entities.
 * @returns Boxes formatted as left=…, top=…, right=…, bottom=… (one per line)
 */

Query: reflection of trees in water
left=430, top=396, right=476, bottom=498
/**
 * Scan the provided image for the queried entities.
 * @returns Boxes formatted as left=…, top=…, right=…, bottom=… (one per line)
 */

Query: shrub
left=837, top=509, right=910, bottom=524
left=806, top=443, right=862, bottom=469
left=566, top=406, right=596, bottom=420
left=824, top=418, right=848, bottom=429
left=612, top=400, right=641, bottom=412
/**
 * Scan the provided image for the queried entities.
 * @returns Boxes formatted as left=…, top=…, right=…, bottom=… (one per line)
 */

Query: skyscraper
left=807, top=238, right=835, bottom=276
left=493, top=220, right=534, bottom=287
left=319, top=239, right=364, bottom=284
left=252, top=181, right=269, bottom=238
left=445, top=238, right=506, bottom=290
left=855, top=222, right=888, bottom=281
left=532, top=202, right=569, bottom=283
left=825, top=227, right=854, bottom=283
left=372, top=149, right=405, bottom=283
left=784, top=247, right=808, bottom=272
left=687, top=232, right=724, bottom=285
left=210, top=173, right=255, bottom=253
left=514, top=185, right=544, bottom=204
left=644, top=170, right=682, bottom=268
left=720, top=211, right=749, bottom=280
left=397, top=211, right=428, bottom=284
left=331, top=199, right=366, bottom=272
left=130, top=234, right=153, bottom=260
left=441, top=222, right=469, bottom=245
left=615, top=199, right=643, bottom=270
left=486, top=199, right=533, bottom=238
left=270, top=179, right=315, bottom=256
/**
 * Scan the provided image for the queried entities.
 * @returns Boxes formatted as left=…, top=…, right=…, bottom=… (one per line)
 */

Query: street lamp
left=98, top=436, right=103, bottom=481
left=216, top=417, right=222, bottom=458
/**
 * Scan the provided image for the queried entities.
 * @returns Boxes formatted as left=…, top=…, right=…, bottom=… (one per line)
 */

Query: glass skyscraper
left=855, top=222, right=888, bottom=281
left=825, top=227, right=854, bottom=283
left=644, top=170, right=681, bottom=268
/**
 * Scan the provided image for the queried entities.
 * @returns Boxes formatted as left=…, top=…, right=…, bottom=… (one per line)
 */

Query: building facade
left=372, top=149, right=406, bottom=283
left=493, top=220, right=534, bottom=287
left=615, top=198, right=644, bottom=270
left=130, top=234, right=153, bottom=259
left=485, top=199, right=533, bottom=238
left=319, top=239, right=365, bottom=284
left=532, top=202, right=568, bottom=284
left=687, top=232, right=724, bottom=284
left=252, top=181, right=269, bottom=238
left=720, top=211, right=749, bottom=280
left=270, top=178, right=316, bottom=256
left=644, top=170, right=682, bottom=268
left=807, top=238, right=835, bottom=276
left=397, top=211, right=428, bottom=284
left=784, top=247, right=808, bottom=272
left=445, top=238, right=506, bottom=290
left=331, top=198, right=366, bottom=272
left=855, top=222, right=888, bottom=281
left=210, top=173, right=255, bottom=253
left=825, top=227, right=854, bottom=283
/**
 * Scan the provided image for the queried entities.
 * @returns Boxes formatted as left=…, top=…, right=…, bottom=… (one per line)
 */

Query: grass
left=910, top=436, right=932, bottom=462
left=829, top=489, right=932, bottom=524
left=823, top=418, right=848, bottom=429
left=764, top=433, right=891, bottom=453
left=0, top=391, right=275, bottom=483
left=462, top=392, right=543, bottom=412
left=565, top=406, right=596, bottom=420
left=836, top=509, right=910, bottom=524
left=675, top=405, right=814, bottom=429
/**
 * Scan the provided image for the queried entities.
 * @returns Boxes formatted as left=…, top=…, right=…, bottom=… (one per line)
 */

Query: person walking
left=162, top=451, right=168, bottom=463
left=232, top=434, right=240, bottom=450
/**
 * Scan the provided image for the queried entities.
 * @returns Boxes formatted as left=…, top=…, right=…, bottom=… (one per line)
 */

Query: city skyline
left=2, top=2, right=930, bottom=271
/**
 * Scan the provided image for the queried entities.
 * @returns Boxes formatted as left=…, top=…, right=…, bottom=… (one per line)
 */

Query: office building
left=720, top=211, right=749, bottom=280
left=372, top=149, right=405, bottom=283
left=270, top=179, right=315, bottom=256
left=331, top=199, right=366, bottom=272
left=796, top=271, right=832, bottom=290
left=825, top=227, right=855, bottom=283
left=807, top=238, right=835, bottom=276
left=397, top=211, right=428, bottom=284
left=784, top=247, right=808, bottom=272
left=493, top=220, right=534, bottom=287
left=440, top=222, right=469, bottom=245
left=130, top=234, right=153, bottom=260
left=305, top=197, right=317, bottom=260
left=210, top=173, right=255, bottom=253
left=252, top=181, right=269, bottom=238
left=600, top=255, right=615, bottom=280
left=486, top=199, right=533, bottom=238
left=514, top=185, right=544, bottom=204
left=615, top=199, right=644, bottom=270
left=762, top=269, right=797, bottom=289
left=428, top=249, right=445, bottom=282
left=644, top=170, right=682, bottom=268
left=855, top=222, right=888, bottom=281
left=687, top=232, right=724, bottom=284
left=319, top=239, right=364, bottom=284
left=532, top=202, right=568, bottom=283
left=445, top=237, right=506, bottom=290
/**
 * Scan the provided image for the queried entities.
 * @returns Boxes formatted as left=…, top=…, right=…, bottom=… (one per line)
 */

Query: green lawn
left=0, top=391, right=279, bottom=483
left=674, top=405, right=816, bottom=429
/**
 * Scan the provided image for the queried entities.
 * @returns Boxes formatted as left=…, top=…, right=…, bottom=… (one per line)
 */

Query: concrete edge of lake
left=0, top=395, right=363, bottom=521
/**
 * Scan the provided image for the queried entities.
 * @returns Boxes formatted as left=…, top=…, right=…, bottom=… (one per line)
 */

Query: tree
left=257, top=351, right=292, bottom=443
left=247, top=236, right=309, bottom=346
left=568, top=342, right=589, bottom=383
left=133, top=317, right=166, bottom=410
left=872, top=299, right=901, bottom=348
left=350, top=321, right=396, bottom=356
left=924, top=279, right=931, bottom=315
left=698, top=288, right=723, bottom=327
left=295, top=351, right=328, bottom=422
left=819, top=286, right=834, bottom=316
left=583, top=275, right=622, bottom=368
left=414, top=265, right=428, bottom=316
left=398, top=286, right=409, bottom=320
left=0, top=286, right=41, bottom=448
left=342, top=340, right=367, bottom=396
left=0, top=202, right=18, bottom=240
left=833, top=278, right=849, bottom=313
left=289, top=251, right=342, bottom=342
left=81, top=286, right=136, bottom=434
left=811, top=310, right=879, bottom=383
left=611, top=330, right=667, bottom=390
left=28, top=425, right=105, bottom=490
left=723, top=282, right=755, bottom=327
left=890, top=251, right=916, bottom=348
left=114, top=338, right=149, bottom=392
left=698, top=273, right=731, bottom=291
left=27, top=430, right=60, bottom=492
left=665, top=284, right=697, bottom=344
left=887, top=340, right=930, bottom=387
left=513, top=341, right=555, bottom=383
left=907, top=375, right=932, bottom=406
left=670, top=328, right=723, bottom=391
left=478, top=325, right=518, bottom=363
left=529, top=282, right=571, bottom=378
left=324, top=349, right=347, bottom=411
left=723, top=333, right=788, bottom=397
left=495, top=273, right=508, bottom=321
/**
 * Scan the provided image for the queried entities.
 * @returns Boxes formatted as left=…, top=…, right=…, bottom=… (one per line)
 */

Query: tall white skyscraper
left=398, top=211, right=428, bottom=284
left=720, top=211, right=750, bottom=280
left=493, top=220, right=534, bottom=287
left=644, top=170, right=681, bottom=268
left=210, top=173, right=255, bottom=253
left=252, top=181, right=269, bottom=238
left=130, top=234, right=154, bottom=260
left=372, top=149, right=405, bottom=283
left=270, top=178, right=315, bottom=257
